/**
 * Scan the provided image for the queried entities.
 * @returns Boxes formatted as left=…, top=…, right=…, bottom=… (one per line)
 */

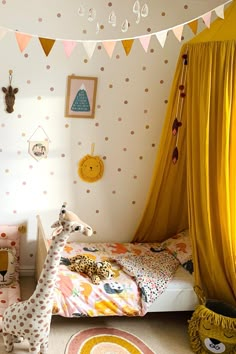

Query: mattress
left=148, top=266, right=199, bottom=312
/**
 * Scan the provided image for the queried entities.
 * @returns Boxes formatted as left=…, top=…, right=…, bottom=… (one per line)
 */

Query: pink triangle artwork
left=2, top=203, right=93, bottom=354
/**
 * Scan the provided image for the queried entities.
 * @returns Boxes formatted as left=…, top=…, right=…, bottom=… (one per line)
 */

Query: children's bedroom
left=0, top=1, right=235, bottom=353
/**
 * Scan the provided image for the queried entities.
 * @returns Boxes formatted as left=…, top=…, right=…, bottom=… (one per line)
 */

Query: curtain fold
left=133, top=40, right=236, bottom=306
left=132, top=50, right=189, bottom=243
left=186, top=40, right=236, bottom=306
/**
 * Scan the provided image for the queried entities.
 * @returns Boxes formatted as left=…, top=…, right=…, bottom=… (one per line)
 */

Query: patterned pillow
left=0, top=225, right=22, bottom=279
left=162, top=229, right=192, bottom=265
left=0, top=247, right=16, bottom=287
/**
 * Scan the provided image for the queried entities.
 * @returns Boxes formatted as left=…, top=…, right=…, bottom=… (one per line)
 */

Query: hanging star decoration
left=172, top=53, right=188, bottom=164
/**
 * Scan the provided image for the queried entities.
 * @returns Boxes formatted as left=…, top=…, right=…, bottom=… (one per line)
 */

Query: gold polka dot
left=84, top=59, right=88, bottom=63
left=184, top=5, right=188, bottom=9
left=86, top=190, right=90, bottom=193
left=161, top=12, right=166, bottom=16
left=100, top=25, right=104, bottom=30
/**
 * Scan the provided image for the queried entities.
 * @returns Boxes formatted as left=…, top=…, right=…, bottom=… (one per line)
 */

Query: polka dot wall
left=0, top=1, right=227, bottom=274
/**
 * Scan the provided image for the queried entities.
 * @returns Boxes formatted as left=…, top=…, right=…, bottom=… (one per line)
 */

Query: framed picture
left=65, top=75, right=98, bottom=118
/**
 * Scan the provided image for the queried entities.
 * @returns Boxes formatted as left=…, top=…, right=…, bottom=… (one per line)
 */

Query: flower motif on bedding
left=162, top=229, right=192, bottom=265
left=0, top=247, right=16, bottom=287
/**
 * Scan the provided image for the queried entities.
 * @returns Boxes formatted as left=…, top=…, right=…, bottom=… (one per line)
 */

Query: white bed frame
left=35, top=215, right=199, bottom=313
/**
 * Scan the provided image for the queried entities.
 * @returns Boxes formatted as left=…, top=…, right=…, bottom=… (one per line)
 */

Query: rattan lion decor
left=188, top=294, right=236, bottom=354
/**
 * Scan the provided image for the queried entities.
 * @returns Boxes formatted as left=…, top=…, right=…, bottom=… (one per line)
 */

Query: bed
left=35, top=215, right=199, bottom=317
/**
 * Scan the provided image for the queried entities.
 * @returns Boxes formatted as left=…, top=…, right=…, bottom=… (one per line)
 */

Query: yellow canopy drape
left=133, top=2, right=236, bottom=306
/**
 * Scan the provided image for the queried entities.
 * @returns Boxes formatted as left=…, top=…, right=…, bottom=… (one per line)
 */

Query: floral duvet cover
left=52, top=242, right=179, bottom=317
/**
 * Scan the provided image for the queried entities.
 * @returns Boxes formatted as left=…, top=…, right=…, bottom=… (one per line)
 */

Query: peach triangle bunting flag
left=83, top=42, right=97, bottom=59
left=202, top=11, right=212, bottom=28
left=215, top=4, right=225, bottom=19
left=139, top=35, right=151, bottom=52
left=0, top=27, right=8, bottom=40
left=155, top=30, right=168, bottom=48
left=172, top=25, right=184, bottom=42
left=63, top=40, right=77, bottom=57
left=39, top=37, right=56, bottom=56
left=15, top=32, right=32, bottom=52
left=188, top=19, right=198, bottom=34
left=122, top=39, right=134, bottom=56
left=102, top=41, right=116, bottom=58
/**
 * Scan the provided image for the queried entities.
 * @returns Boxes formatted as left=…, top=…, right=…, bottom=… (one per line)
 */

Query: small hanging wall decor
left=28, top=126, right=50, bottom=161
left=2, top=70, right=19, bottom=113
left=171, top=52, right=188, bottom=164
left=78, top=143, right=104, bottom=182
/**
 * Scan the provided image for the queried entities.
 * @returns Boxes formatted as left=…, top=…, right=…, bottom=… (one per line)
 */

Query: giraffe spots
left=27, top=314, right=32, bottom=318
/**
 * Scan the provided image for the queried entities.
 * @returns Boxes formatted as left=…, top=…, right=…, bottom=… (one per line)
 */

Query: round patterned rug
left=64, top=327, right=155, bottom=354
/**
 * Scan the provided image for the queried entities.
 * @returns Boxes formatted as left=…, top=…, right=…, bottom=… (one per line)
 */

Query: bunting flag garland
left=102, top=41, right=116, bottom=58
left=63, top=40, right=77, bottom=57
left=172, top=25, right=184, bottom=42
left=139, top=35, right=151, bottom=52
left=15, top=32, right=32, bottom=52
left=0, top=1, right=230, bottom=59
left=38, top=37, right=56, bottom=56
left=202, top=12, right=212, bottom=28
left=155, top=30, right=168, bottom=48
left=122, top=39, right=134, bottom=55
left=188, top=20, right=198, bottom=35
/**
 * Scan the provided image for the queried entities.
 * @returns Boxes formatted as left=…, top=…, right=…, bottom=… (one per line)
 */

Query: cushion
left=0, top=225, right=23, bottom=280
left=161, top=229, right=192, bottom=265
left=0, top=247, right=16, bottom=287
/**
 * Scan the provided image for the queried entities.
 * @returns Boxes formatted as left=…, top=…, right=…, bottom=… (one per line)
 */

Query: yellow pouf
left=188, top=299, right=236, bottom=354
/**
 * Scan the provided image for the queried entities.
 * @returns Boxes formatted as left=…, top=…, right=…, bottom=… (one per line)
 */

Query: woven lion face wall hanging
left=78, top=154, right=104, bottom=182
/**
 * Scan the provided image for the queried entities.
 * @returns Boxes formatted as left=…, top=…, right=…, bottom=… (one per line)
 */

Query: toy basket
left=188, top=287, right=236, bottom=354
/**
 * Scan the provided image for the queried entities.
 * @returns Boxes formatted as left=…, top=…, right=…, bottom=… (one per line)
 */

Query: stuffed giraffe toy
left=2, top=203, right=93, bottom=354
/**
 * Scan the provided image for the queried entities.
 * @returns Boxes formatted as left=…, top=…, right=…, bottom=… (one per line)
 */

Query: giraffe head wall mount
left=2, top=70, right=19, bottom=114
left=2, top=203, right=93, bottom=354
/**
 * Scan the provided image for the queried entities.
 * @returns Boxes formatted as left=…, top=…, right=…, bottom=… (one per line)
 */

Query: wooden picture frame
left=65, top=75, right=98, bottom=118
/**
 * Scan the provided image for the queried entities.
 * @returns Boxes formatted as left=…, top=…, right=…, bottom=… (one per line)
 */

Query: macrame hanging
left=28, top=126, right=51, bottom=161
left=171, top=52, right=188, bottom=164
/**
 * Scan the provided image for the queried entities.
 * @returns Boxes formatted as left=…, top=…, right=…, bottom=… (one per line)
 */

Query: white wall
left=0, top=0, right=226, bottom=273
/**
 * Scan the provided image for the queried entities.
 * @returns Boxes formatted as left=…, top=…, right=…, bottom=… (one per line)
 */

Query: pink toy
left=2, top=203, right=93, bottom=353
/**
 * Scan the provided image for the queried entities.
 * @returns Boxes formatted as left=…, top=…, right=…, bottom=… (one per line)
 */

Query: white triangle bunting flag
left=83, top=41, right=97, bottom=59
left=215, top=4, right=225, bottom=19
left=155, top=30, right=168, bottom=48
left=172, top=25, right=184, bottom=42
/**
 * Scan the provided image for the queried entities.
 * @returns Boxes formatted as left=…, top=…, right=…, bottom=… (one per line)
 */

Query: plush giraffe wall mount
left=2, top=70, right=19, bottom=114
left=2, top=203, right=93, bottom=354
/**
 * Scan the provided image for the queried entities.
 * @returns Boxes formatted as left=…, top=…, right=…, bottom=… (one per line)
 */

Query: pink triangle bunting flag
left=172, top=25, right=184, bottom=42
left=139, top=35, right=151, bottom=52
left=102, top=41, right=116, bottom=58
left=202, top=11, right=212, bottom=28
left=15, top=32, right=32, bottom=52
left=63, top=40, right=77, bottom=57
